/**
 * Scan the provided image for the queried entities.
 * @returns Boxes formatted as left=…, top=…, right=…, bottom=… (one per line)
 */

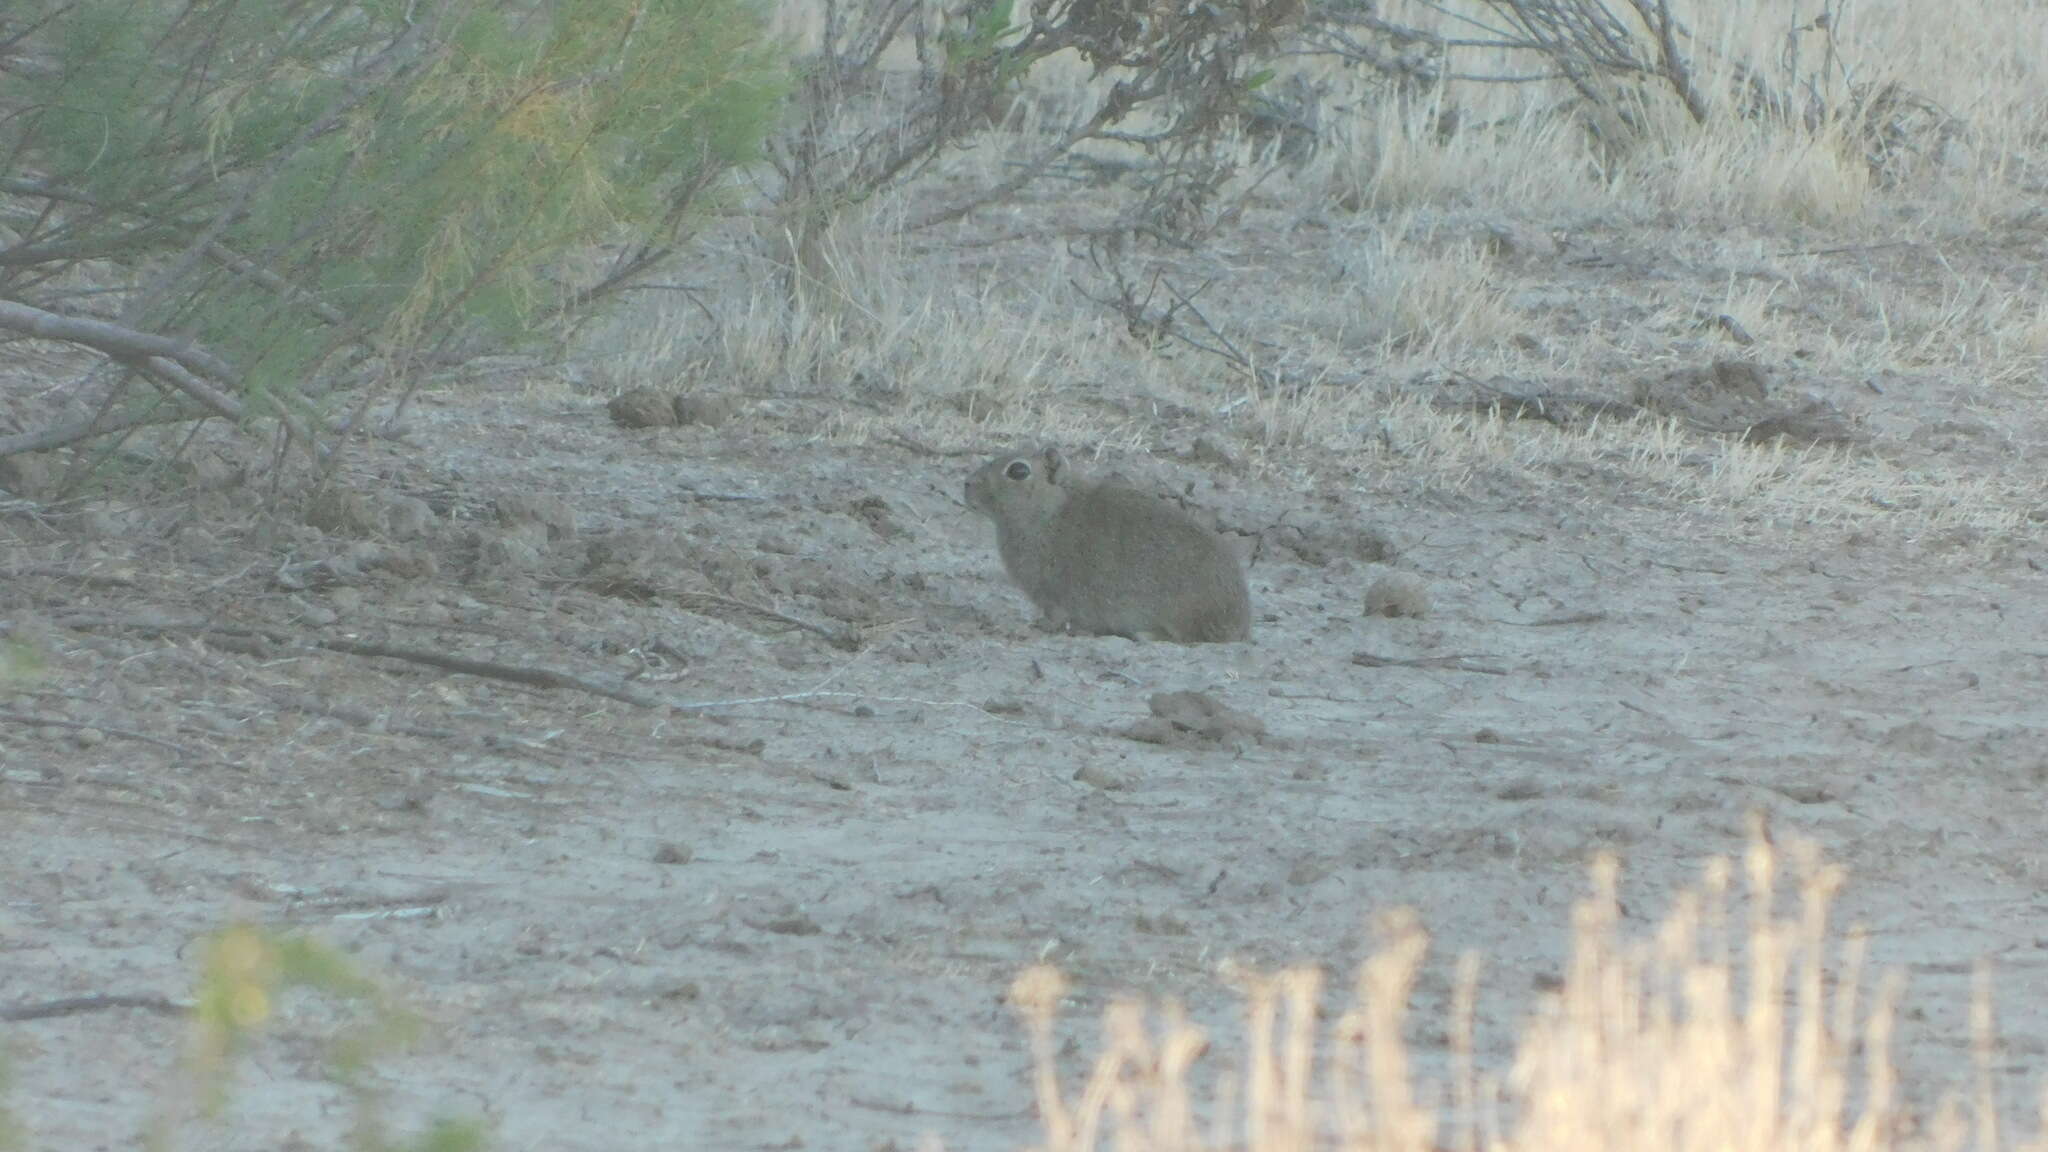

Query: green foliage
left=188, top=923, right=485, bottom=1151
left=2, top=0, right=786, bottom=416
left=0, top=641, right=42, bottom=691
left=945, top=0, right=1022, bottom=65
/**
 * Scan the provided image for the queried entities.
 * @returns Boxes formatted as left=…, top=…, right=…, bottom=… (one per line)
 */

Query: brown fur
left=964, top=448, right=1252, bottom=643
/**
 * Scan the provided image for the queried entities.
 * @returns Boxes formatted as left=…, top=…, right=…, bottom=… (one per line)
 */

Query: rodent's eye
left=1004, top=460, right=1032, bottom=481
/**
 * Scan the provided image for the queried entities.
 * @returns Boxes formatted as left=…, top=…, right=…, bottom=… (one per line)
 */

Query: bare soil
left=6, top=218, right=2048, bottom=1151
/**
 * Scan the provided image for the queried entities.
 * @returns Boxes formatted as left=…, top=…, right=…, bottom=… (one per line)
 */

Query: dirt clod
left=480, top=529, right=546, bottom=574
left=608, top=387, right=679, bottom=428
left=1126, top=690, right=1265, bottom=750
left=1633, top=358, right=1858, bottom=446
left=495, top=493, right=577, bottom=540
left=1365, top=572, right=1431, bottom=618
left=0, top=453, right=56, bottom=497
left=1075, top=762, right=1137, bottom=790
left=851, top=495, right=902, bottom=540
left=304, top=488, right=382, bottom=536
left=384, top=496, right=437, bottom=541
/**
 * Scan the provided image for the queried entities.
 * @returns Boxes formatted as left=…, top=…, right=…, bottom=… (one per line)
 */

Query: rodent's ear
left=1041, top=447, right=1067, bottom=484
left=1003, top=458, right=1033, bottom=482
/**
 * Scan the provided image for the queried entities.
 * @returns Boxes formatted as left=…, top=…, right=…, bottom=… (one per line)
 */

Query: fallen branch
left=0, top=286, right=325, bottom=460
left=1353, top=651, right=1508, bottom=675
left=673, top=591, right=861, bottom=651
left=320, top=637, right=660, bottom=707
left=0, top=402, right=212, bottom=458
left=571, top=576, right=860, bottom=651
left=1, top=993, right=190, bottom=1022
left=0, top=299, right=241, bottom=385
left=55, top=616, right=659, bottom=708
left=1499, top=610, right=1609, bottom=626
left=0, top=709, right=198, bottom=760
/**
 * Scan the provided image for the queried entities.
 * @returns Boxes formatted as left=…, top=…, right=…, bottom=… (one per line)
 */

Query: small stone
left=481, top=532, right=544, bottom=573
left=383, top=496, right=437, bottom=541
left=759, top=914, right=822, bottom=936
left=304, top=489, right=381, bottom=536
left=1287, top=858, right=1331, bottom=886
left=494, top=493, right=576, bottom=540
left=1075, top=762, right=1135, bottom=791
left=947, top=388, right=1004, bottom=419
left=1496, top=776, right=1542, bottom=800
left=72, top=726, right=104, bottom=748
left=653, top=842, right=693, bottom=865
left=376, top=545, right=439, bottom=580
left=373, top=789, right=426, bottom=812
left=1188, top=436, right=1237, bottom=469
left=1365, top=572, right=1431, bottom=618
left=78, top=510, right=126, bottom=538
left=0, top=453, right=56, bottom=497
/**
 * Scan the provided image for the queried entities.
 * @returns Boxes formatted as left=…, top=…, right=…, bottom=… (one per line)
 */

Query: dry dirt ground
left=6, top=209, right=2048, bottom=1150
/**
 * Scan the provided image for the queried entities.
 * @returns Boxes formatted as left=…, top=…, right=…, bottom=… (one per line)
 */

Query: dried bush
left=1302, top=0, right=1953, bottom=171
left=764, top=0, right=1303, bottom=301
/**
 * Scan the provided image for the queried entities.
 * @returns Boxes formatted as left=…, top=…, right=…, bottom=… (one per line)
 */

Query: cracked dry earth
left=5, top=375, right=2048, bottom=1151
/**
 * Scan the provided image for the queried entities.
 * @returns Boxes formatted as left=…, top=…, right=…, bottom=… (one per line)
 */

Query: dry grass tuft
left=1008, top=819, right=2038, bottom=1152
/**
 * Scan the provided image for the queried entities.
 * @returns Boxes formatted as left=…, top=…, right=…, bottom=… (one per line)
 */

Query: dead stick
left=0, top=404, right=211, bottom=458
left=317, top=638, right=659, bottom=707
left=55, top=616, right=658, bottom=708
left=1352, top=651, right=1508, bottom=675
left=674, top=591, right=858, bottom=651
left=1498, top=611, right=1609, bottom=627
left=0, top=300, right=243, bottom=388
left=0, top=710, right=197, bottom=759
left=2, top=993, right=189, bottom=1022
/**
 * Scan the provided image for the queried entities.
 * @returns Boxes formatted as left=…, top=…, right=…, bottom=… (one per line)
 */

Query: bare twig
left=1498, top=610, right=1609, bottom=626
left=0, top=709, right=198, bottom=760
left=1, top=993, right=190, bottom=1022
left=0, top=402, right=210, bottom=458
left=0, top=300, right=243, bottom=389
left=320, top=638, right=661, bottom=706
left=54, top=616, right=661, bottom=708
left=1353, top=651, right=1509, bottom=675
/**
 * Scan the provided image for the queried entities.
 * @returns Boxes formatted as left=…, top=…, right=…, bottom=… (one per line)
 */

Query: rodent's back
left=966, top=448, right=1252, bottom=642
left=1047, top=485, right=1251, bottom=642
left=966, top=461, right=1236, bottom=639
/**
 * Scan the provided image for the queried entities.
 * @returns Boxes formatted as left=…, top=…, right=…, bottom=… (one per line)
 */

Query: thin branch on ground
left=53, top=615, right=662, bottom=708
left=0, top=709, right=199, bottom=760
left=1498, top=610, right=1610, bottom=626
left=1352, top=651, right=1509, bottom=675
left=0, top=993, right=191, bottom=1022
left=0, top=402, right=211, bottom=458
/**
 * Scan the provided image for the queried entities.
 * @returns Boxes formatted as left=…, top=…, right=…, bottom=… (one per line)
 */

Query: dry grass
left=586, top=2, right=2047, bottom=547
left=1007, top=822, right=2039, bottom=1152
